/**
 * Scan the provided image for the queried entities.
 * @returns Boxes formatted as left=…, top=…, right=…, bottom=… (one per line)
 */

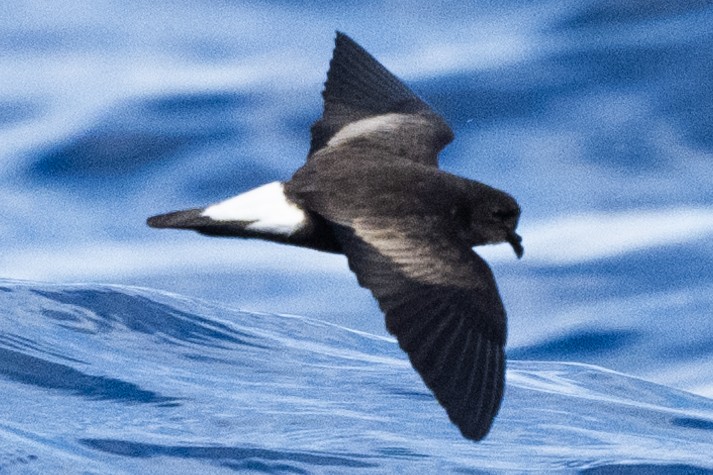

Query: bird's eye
left=493, top=209, right=517, bottom=221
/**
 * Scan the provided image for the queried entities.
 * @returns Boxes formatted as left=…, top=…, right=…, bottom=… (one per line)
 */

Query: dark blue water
left=2, top=0, right=713, bottom=472
left=2, top=280, right=713, bottom=473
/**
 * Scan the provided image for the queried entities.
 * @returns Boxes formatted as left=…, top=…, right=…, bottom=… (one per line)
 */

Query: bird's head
left=491, top=202, right=523, bottom=258
left=456, top=182, right=523, bottom=258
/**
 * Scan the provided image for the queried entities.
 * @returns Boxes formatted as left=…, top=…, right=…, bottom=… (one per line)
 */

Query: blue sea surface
left=2, top=280, right=713, bottom=473
left=1, top=0, right=713, bottom=472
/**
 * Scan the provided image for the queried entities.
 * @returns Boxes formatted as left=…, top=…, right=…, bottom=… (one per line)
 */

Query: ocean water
left=1, top=0, right=713, bottom=472
left=2, top=279, right=713, bottom=473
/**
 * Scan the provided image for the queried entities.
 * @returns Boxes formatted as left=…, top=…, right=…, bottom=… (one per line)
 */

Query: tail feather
left=146, top=183, right=342, bottom=253
left=147, top=209, right=261, bottom=239
left=147, top=209, right=212, bottom=229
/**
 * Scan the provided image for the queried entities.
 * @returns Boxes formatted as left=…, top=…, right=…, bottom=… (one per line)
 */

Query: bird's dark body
left=287, top=154, right=516, bottom=247
left=147, top=32, right=522, bottom=441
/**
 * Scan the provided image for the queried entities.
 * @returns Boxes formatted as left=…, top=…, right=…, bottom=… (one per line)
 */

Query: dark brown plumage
left=148, top=32, right=523, bottom=441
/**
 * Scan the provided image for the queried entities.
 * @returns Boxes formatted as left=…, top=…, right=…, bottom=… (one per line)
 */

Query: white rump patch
left=201, top=182, right=306, bottom=235
left=327, top=113, right=412, bottom=147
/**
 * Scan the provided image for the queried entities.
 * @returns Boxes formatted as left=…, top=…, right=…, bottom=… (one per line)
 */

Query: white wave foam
left=479, top=206, right=713, bottom=265
left=2, top=207, right=712, bottom=281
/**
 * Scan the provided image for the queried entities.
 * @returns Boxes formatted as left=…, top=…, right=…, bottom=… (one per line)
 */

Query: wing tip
left=322, top=31, right=419, bottom=105
left=450, top=341, right=505, bottom=441
left=456, top=420, right=493, bottom=441
left=334, top=30, right=354, bottom=47
left=398, top=308, right=505, bottom=441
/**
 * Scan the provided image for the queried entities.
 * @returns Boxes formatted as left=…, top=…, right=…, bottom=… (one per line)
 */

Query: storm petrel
left=147, top=32, right=523, bottom=441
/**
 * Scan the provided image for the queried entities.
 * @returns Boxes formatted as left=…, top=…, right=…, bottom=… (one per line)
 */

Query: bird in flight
left=147, top=32, right=523, bottom=441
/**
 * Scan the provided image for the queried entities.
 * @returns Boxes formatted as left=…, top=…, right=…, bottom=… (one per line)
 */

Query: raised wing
left=309, top=32, right=454, bottom=166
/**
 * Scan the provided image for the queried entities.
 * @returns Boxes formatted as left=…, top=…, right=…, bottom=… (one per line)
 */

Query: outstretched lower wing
left=309, top=32, right=453, bottom=166
left=329, top=215, right=507, bottom=440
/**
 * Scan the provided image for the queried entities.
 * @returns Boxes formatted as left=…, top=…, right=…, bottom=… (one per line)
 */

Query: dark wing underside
left=309, top=32, right=454, bottom=166
left=331, top=217, right=506, bottom=440
left=287, top=161, right=508, bottom=440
